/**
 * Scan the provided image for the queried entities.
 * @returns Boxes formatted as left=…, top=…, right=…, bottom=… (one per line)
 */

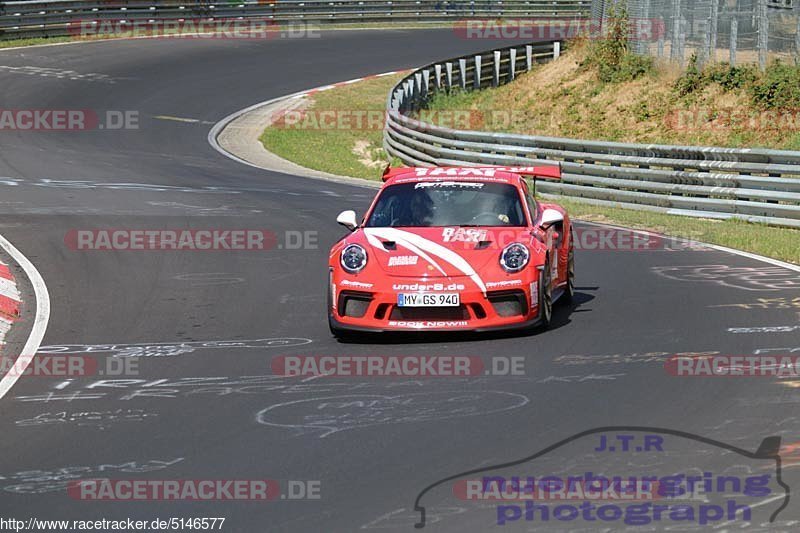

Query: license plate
left=397, top=293, right=460, bottom=307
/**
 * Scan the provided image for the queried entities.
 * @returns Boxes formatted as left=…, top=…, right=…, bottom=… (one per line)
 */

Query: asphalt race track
left=1, top=30, right=800, bottom=532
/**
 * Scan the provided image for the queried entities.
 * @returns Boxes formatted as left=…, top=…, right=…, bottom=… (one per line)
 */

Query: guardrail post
left=492, top=51, right=501, bottom=87
left=473, top=55, right=482, bottom=90
left=553, top=41, right=561, bottom=60
left=459, top=58, right=467, bottom=89
left=509, top=48, right=517, bottom=81
left=415, top=73, right=424, bottom=102
left=446, top=61, right=454, bottom=90
left=404, top=79, right=414, bottom=108
left=526, top=45, right=533, bottom=71
left=422, top=69, right=430, bottom=96
left=730, top=18, right=738, bottom=66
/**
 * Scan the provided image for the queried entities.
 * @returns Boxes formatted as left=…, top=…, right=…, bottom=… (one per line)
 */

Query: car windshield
left=365, top=182, right=527, bottom=227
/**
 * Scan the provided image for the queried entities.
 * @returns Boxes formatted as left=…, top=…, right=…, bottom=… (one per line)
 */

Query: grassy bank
left=260, top=73, right=402, bottom=179
left=424, top=41, right=800, bottom=151
left=259, top=71, right=800, bottom=264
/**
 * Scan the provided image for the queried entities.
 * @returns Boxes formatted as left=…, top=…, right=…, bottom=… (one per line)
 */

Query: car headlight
left=341, top=244, right=368, bottom=273
left=500, top=243, right=530, bottom=273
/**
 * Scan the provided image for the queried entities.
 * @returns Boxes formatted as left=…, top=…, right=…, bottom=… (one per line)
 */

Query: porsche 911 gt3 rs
left=328, top=165, right=574, bottom=337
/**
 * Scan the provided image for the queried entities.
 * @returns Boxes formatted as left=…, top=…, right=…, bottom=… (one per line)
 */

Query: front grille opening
left=487, top=290, right=527, bottom=317
left=374, top=303, right=391, bottom=320
left=469, top=303, right=487, bottom=319
left=389, top=306, right=470, bottom=321
left=339, top=291, right=373, bottom=318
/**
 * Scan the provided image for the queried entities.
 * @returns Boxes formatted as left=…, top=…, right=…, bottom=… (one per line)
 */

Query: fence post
left=526, top=45, right=533, bottom=71
left=701, top=22, right=712, bottom=67
left=509, top=48, right=517, bottom=81
left=554, top=41, right=561, bottom=59
left=474, top=55, right=482, bottom=90
left=493, top=50, right=501, bottom=87
left=758, top=0, right=768, bottom=71
left=709, top=0, right=719, bottom=63
left=730, top=18, right=738, bottom=66
left=459, top=58, right=467, bottom=89
left=670, top=0, right=681, bottom=62
left=795, top=17, right=800, bottom=64
left=637, top=0, right=651, bottom=55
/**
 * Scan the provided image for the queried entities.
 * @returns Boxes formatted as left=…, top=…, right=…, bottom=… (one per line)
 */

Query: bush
left=750, top=61, right=800, bottom=110
left=616, top=53, right=654, bottom=82
left=582, top=0, right=653, bottom=83
left=674, top=55, right=704, bottom=96
left=675, top=57, right=758, bottom=97
left=706, top=63, right=757, bottom=91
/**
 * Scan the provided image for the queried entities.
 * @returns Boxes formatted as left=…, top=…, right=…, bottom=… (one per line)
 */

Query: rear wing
left=381, top=164, right=562, bottom=182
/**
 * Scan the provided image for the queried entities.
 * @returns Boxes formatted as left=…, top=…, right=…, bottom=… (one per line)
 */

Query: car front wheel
left=538, top=258, right=553, bottom=330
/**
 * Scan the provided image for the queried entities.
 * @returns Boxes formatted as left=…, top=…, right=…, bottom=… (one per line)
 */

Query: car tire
left=562, top=239, right=575, bottom=305
left=329, top=317, right=355, bottom=341
left=538, top=257, right=553, bottom=330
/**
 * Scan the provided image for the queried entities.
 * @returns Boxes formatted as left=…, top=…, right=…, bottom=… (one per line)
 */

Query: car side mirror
left=539, top=208, right=564, bottom=230
left=337, top=210, right=358, bottom=231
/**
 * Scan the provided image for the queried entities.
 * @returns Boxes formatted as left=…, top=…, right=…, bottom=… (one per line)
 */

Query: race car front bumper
left=330, top=275, right=543, bottom=333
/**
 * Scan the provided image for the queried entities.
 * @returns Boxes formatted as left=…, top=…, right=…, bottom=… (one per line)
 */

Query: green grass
left=0, top=36, right=78, bottom=49
left=260, top=74, right=403, bottom=179
left=551, top=197, right=800, bottom=265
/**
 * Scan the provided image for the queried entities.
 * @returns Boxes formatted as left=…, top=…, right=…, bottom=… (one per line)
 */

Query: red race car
left=328, top=165, right=574, bottom=337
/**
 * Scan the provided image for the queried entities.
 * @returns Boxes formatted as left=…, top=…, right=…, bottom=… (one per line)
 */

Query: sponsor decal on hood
left=364, top=228, right=487, bottom=293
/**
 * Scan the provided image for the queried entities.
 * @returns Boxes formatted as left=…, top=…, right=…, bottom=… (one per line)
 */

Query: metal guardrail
left=0, top=0, right=589, bottom=40
left=383, top=41, right=800, bottom=228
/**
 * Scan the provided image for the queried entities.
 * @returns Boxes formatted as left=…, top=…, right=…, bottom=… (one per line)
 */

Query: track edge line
left=0, top=234, right=51, bottom=400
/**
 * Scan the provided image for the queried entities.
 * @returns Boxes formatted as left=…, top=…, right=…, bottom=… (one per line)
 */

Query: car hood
left=358, top=226, right=533, bottom=278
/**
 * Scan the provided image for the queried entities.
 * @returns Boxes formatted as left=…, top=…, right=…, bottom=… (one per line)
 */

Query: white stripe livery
left=364, top=228, right=487, bottom=294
